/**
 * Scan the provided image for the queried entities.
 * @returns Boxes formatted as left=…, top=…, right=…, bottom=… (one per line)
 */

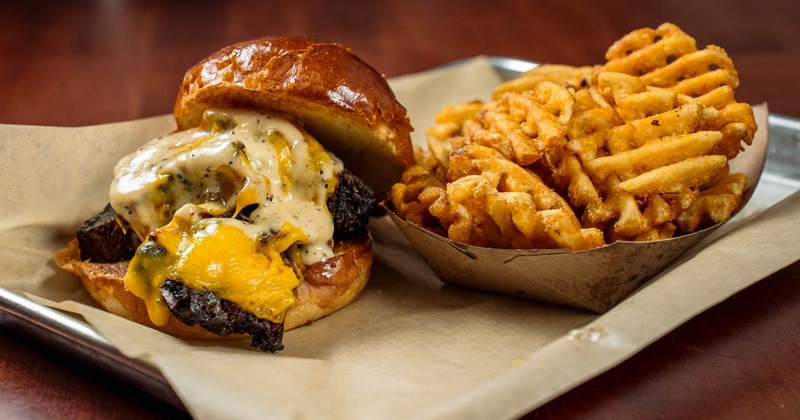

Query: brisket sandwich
left=56, top=36, right=414, bottom=352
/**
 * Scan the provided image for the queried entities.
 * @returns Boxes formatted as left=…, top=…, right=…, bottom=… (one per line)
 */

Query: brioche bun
left=56, top=235, right=373, bottom=340
left=174, top=35, right=414, bottom=199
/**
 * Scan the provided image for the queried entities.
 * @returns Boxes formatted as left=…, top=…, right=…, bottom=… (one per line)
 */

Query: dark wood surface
left=1, top=1, right=798, bottom=418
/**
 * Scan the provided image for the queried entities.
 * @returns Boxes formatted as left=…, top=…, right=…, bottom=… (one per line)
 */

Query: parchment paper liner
left=0, top=56, right=796, bottom=420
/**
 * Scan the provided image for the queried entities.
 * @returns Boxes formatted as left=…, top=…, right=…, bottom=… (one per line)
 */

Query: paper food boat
left=383, top=106, right=768, bottom=313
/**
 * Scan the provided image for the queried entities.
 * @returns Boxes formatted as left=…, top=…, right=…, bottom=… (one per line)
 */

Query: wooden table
left=1, top=1, right=798, bottom=418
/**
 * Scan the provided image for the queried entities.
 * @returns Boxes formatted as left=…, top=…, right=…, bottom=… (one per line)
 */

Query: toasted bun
left=55, top=235, right=373, bottom=340
left=174, top=36, right=414, bottom=199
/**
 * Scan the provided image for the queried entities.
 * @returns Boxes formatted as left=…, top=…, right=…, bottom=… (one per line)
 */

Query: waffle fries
left=390, top=23, right=757, bottom=251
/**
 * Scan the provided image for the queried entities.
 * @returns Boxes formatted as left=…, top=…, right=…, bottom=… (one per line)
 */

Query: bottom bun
left=55, top=235, right=373, bottom=340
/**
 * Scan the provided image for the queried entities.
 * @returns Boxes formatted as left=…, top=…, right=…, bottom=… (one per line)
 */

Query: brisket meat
left=327, top=169, right=376, bottom=236
left=74, top=169, right=374, bottom=352
left=78, top=169, right=374, bottom=263
left=160, top=280, right=285, bottom=352
left=77, top=204, right=140, bottom=263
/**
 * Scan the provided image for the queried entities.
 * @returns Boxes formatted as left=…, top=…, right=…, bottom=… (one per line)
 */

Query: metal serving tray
left=1, top=57, right=799, bottom=412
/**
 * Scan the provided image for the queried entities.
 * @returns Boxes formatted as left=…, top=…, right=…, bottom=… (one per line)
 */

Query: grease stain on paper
left=567, top=326, right=605, bottom=343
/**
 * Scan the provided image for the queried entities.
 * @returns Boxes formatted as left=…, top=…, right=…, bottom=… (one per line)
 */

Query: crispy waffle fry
left=433, top=147, right=604, bottom=250
left=584, top=131, right=723, bottom=180
left=602, top=22, right=756, bottom=159
left=604, top=23, right=698, bottom=75
left=464, top=82, right=573, bottom=166
left=493, top=64, right=594, bottom=98
left=389, top=166, right=446, bottom=232
left=390, top=22, right=757, bottom=251
left=675, top=172, right=748, bottom=232
left=617, top=155, right=728, bottom=195
left=424, top=101, right=484, bottom=172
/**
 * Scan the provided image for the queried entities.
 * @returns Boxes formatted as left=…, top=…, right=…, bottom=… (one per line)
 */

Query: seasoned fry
left=390, top=166, right=446, bottom=232
left=584, top=131, right=723, bottom=180
left=466, top=82, right=573, bottom=166
left=676, top=173, right=748, bottom=232
left=617, top=155, right=728, bottom=196
left=493, top=64, right=594, bottom=98
left=389, top=23, right=757, bottom=250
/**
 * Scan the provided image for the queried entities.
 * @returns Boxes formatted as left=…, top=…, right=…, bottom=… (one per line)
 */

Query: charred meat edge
left=75, top=169, right=374, bottom=352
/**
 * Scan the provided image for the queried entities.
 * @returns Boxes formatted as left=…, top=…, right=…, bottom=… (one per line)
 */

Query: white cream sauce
left=109, top=108, right=343, bottom=265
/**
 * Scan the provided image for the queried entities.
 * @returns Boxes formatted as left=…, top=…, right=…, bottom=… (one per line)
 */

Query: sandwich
left=56, top=36, right=414, bottom=352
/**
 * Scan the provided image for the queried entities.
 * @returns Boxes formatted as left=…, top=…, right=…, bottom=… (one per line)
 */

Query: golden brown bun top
left=174, top=36, right=414, bottom=198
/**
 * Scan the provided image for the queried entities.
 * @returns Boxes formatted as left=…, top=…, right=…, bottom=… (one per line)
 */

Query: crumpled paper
left=1, top=56, right=798, bottom=419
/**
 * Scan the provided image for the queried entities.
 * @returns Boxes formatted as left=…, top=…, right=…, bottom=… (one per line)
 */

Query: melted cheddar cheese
left=110, top=109, right=342, bottom=324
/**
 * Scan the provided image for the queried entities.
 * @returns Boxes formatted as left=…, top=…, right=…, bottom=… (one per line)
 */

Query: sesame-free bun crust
left=55, top=235, right=373, bottom=340
left=174, top=36, right=414, bottom=199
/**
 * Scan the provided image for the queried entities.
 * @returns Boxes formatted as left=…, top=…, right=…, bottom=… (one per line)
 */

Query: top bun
left=174, top=36, right=414, bottom=199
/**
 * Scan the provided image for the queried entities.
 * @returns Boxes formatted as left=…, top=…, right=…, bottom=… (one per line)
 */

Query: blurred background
left=1, top=0, right=798, bottom=126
